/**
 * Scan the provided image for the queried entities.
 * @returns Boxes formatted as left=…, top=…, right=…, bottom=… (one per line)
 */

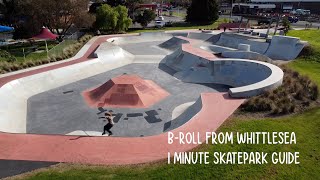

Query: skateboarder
left=100, top=112, right=114, bottom=136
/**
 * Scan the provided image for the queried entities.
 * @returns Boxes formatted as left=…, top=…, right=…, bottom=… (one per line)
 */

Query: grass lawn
left=288, top=29, right=320, bottom=85
left=11, top=30, right=320, bottom=179
left=0, top=40, right=77, bottom=62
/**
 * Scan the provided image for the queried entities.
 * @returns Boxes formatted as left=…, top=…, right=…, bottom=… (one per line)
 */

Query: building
left=231, top=0, right=320, bottom=14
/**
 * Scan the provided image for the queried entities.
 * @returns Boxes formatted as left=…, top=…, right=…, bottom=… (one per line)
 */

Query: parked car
left=155, top=20, right=165, bottom=28
left=288, top=16, right=299, bottom=23
left=156, top=16, right=165, bottom=21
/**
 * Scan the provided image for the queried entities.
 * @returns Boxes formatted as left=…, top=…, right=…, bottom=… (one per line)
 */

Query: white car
left=155, top=20, right=165, bottom=28
left=156, top=16, right=164, bottom=21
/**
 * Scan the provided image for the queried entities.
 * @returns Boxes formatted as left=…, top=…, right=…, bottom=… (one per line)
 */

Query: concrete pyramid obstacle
left=82, top=75, right=170, bottom=108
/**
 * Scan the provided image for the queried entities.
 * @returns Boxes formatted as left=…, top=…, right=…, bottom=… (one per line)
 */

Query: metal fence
left=47, top=31, right=84, bottom=57
left=47, top=39, right=77, bottom=57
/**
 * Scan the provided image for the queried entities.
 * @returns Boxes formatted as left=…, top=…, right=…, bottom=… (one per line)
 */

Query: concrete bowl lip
left=215, top=58, right=284, bottom=96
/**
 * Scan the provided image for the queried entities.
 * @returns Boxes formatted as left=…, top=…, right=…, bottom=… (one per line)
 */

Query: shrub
left=55, top=55, right=63, bottom=61
left=241, top=66, right=318, bottom=115
left=21, top=62, right=29, bottom=68
left=1, top=62, right=12, bottom=72
left=26, top=60, right=35, bottom=67
left=0, top=69, right=5, bottom=74
left=299, top=45, right=315, bottom=57
left=309, top=83, right=319, bottom=100
left=0, top=50, right=17, bottom=62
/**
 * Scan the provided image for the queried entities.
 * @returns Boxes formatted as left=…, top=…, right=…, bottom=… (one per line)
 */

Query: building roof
left=251, top=0, right=320, bottom=2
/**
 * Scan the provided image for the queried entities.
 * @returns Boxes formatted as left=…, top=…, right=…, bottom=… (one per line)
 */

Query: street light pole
left=230, top=0, right=233, bottom=22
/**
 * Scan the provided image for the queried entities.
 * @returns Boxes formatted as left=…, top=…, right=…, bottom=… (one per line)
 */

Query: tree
left=18, top=0, right=93, bottom=37
left=135, top=9, right=156, bottom=28
left=0, top=0, right=20, bottom=25
left=114, top=5, right=132, bottom=32
left=125, top=0, right=143, bottom=18
left=95, top=4, right=132, bottom=32
left=186, top=0, right=219, bottom=23
left=95, top=4, right=119, bottom=31
left=282, top=17, right=291, bottom=36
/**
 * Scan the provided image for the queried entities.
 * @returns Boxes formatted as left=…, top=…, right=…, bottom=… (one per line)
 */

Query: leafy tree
left=95, top=4, right=132, bottom=32
left=114, top=5, right=132, bottom=32
left=282, top=17, right=291, bottom=35
left=125, top=0, right=143, bottom=18
left=0, top=0, right=20, bottom=25
left=95, top=4, right=119, bottom=31
left=186, top=0, right=219, bottom=23
left=135, top=9, right=156, bottom=28
left=18, top=0, right=93, bottom=37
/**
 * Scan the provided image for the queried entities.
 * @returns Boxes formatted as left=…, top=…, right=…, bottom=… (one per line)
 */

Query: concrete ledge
left=200, top=44, right=237, bottom=54
left=222, top=51, right=272, bottom=62
left=215, top=33, right=270, bottom=54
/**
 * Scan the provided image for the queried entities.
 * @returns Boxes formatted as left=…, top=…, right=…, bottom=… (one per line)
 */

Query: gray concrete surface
left=27, top=63, right=228, bottom=137
left=121, top=41, right=169, bottom=55
left=0, top=160, right=57, bottom=179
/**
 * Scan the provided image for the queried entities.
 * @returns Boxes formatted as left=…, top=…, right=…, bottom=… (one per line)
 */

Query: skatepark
left=0, top=30, right=306, bottom=164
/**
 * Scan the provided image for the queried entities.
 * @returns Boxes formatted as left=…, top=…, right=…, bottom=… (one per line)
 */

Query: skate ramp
left=82, top=74, right=170, bottom=108
left=164, top=96, right=202, bottom=132
left=94, top=42, right=134, bottom=62
left=187, top=32, right=214, bottom=41
left=159, top=36, right=190, bottom=51
left=264, top=35, right=306, bottom=60
left=205, top=33, right=221, bottom=44
left=163, top=44, right=217, bottom=72
left=167, top=32, right=189, bottom=37
left=215, top=33, right=269, bottom=54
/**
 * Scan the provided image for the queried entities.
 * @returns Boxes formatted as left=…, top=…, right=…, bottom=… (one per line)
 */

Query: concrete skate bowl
left=0, top=33, right=230, bottom=137
left=163, top=46, right=284, bottom=98
left=0, top=32, right=248, bottom=165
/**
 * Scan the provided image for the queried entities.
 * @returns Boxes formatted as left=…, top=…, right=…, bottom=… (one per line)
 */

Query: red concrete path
left=0, top=93, right=244, bottom=165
